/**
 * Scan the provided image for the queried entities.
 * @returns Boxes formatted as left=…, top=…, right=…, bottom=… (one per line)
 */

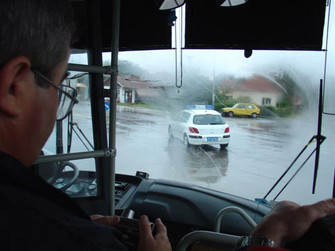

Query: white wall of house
left=131, top=89, right=135, bottom=103
left=118, top=87, right=136, bottom=103
left=119, top=86, right=125, bottom=103
left=233, top=91, right=283, bottom=106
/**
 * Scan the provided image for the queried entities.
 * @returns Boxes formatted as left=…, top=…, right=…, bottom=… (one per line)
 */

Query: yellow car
left=222, top=103, right=261, bottom=118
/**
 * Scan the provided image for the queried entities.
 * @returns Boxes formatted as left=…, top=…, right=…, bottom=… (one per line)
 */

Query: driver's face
left=25, top=52, right=70, bottom=165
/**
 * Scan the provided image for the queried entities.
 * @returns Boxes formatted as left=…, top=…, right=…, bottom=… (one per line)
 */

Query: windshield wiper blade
left=263, top=80, right=326, bottom=201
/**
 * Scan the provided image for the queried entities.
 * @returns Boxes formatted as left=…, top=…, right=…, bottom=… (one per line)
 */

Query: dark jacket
left=0, top=152, right=128, bottom=250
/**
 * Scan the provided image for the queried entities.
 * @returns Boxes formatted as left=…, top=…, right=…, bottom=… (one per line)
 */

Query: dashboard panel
left=42, top=169, right=271, bottom=250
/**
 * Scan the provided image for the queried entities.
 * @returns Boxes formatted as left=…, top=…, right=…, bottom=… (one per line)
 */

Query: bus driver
left=0, top=0, right=334, bottom=250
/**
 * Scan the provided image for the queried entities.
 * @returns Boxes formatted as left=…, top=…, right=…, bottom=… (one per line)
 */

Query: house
left=220, top=75, right=286, bottom=107
left=104, top=75, right=160, bottom=104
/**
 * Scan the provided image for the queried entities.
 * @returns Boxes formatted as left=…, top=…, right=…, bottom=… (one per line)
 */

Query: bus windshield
left=41, top=1, right=335, bottom=207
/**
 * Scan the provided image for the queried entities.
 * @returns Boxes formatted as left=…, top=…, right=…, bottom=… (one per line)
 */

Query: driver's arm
left=236, top=199, right=335, bottom=250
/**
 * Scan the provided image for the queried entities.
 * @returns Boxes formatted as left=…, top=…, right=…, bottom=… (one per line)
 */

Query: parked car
left=222, top=103, right=260, bottom=118
left=168, top=108, right=230, bottom=149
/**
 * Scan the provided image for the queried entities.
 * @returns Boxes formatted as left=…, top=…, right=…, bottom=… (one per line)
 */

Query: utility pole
left=212, top=82, right=215, bottom=107
left=212, top=55, right=216, bottom=107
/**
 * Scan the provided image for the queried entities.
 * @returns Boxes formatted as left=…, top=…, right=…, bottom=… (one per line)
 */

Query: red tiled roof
left=104, top=76, right=154, bottom=89
left=136, top=88, right=160, bottom=97
left=235, top=75, right=285, bottom=93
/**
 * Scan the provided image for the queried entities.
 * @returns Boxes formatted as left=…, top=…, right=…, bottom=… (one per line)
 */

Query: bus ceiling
left=70, top=0, right=328, bottom=52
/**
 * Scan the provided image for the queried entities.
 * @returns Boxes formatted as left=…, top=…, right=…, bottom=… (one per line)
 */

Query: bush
left=259, top=105, right=293, bottom=118
left=214, top=104, right=223, bottom=113
left=275, top=107, right=292, bottom=117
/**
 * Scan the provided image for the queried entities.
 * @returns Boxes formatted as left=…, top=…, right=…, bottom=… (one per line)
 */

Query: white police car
left=168, top=105, right=230, bottom=149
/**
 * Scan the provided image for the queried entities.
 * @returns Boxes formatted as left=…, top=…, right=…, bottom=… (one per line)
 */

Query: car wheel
left=183, top=134, right=190, bottom=146
left=220, top=144, right=228, bottom=149
left=251, top=113, right=257, bottom=118
left=168, top=126, right=174, bottom=140
left=228, top=111, right=234, bottom=117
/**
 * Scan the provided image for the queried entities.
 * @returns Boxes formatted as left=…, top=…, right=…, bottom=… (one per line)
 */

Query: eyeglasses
left=33, top=70, right=79, bottom=121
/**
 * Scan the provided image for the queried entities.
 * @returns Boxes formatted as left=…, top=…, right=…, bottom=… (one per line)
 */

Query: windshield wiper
left=263, top=80, right=326, bottom=201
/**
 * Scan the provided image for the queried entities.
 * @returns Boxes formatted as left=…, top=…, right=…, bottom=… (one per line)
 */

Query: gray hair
left=0, top=0, right=75, bottom=78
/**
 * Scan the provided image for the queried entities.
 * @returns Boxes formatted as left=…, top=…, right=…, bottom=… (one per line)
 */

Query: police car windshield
left=193, top=114, right=225, bottom=125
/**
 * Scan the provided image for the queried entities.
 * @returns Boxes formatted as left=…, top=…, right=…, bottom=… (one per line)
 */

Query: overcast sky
left=70, top=2, right=335, bottom=111
left=71, top=3, right=334, bottom=83
left=114, top=3, right=335, bottom=111
left=116, top=2, right=334, bottom=81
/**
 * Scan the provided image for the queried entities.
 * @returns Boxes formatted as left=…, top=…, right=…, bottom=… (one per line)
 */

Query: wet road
left=114, top=106, right=335, bottom=204
left=44, top=103, right=335, bottom=204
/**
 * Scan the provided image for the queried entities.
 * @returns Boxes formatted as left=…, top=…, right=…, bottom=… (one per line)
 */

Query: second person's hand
left=137, top=215, right=172, bottom=251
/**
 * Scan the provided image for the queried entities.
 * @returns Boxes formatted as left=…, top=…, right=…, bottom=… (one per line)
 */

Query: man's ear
left=0, top=56, right=31, bottom=117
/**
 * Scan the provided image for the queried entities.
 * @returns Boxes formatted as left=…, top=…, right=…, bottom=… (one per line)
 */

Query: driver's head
left=0, top=0, right=74, bottom=79
left=0, top=0, right=75, bottom=165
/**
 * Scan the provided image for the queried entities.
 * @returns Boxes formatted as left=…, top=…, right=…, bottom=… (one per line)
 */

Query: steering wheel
left=48, top=161, right=80, bottom=192
left=176, top=206, right=257, bottom=251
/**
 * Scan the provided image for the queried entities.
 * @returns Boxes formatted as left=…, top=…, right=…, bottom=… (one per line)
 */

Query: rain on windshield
left=43, top=3, right=335, bottom=205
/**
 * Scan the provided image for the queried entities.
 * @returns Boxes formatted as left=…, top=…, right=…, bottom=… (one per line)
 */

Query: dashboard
left=58, top=170, right=271, bottom=249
